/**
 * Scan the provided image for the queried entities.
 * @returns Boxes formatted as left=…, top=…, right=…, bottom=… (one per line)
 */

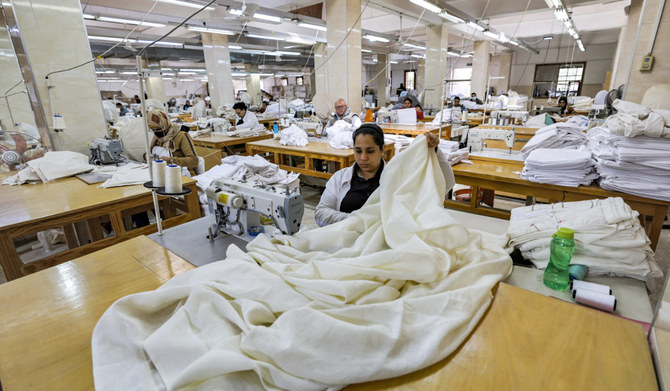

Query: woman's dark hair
left=404, top=97, right=413, bottom=105
left=352, top=123, right=384, bottom=150
left=233, top=102, right=247, bottom=111
left=558, top=96, right=568, bottom=105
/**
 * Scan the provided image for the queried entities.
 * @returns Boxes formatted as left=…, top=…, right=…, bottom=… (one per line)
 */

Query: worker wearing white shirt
left=231, top=102, right=260, bottom=131
left=323, top=98, right=362, bottom=137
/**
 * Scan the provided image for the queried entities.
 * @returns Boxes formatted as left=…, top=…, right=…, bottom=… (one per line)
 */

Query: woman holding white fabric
left=315, top=123, right=454, bottom=226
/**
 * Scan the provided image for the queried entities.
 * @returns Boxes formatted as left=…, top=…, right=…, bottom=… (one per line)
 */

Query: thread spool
left=164, top=164, right=182, bottom=193
left=568, top=264, right=588, bottom=281
left=573, top=289, right=617, bottom=312
left=570, top=280, right=612, bottom=295
left=152, top=160, right=166, bottom=187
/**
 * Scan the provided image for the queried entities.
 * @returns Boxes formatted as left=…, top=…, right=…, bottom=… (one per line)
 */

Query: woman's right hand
left=425, top=132, right=439, bottom=149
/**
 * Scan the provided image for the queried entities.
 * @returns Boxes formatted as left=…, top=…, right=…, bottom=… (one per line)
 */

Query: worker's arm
left=169, top=133, right=199, bottom=169
left=425, top=133, right=455, bottom=192
left=351, top=115, right=362, bottom=129
left=315, top=170, right=351, bottom=227
left=235, top=112, right=260, bottom=130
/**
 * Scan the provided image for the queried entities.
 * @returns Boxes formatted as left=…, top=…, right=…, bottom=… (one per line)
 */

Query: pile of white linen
left=326, top=120, right=354, bottom=149
left=438, top=139, right=459, bottom=154
left=604, top=99, right=670, bottom=138
left=91, top=136, right=512, bottom=391
left=188, top=129, right=211, bottom=139
left=384, top=134, right=412, bottom=147
left=520, top=123, right=588, bottom=160
left=432, top=108, right=461, bottom=124
left=227, top=126, right=268, bottom=138
left=565, top=115, right=590, bottom=128
left=116, top=117, right=146, bottom=162
left=588, top=126, right=670, bottom=201
left=568, top=96, right=593, bottom=110
left=444, top=148, right=470, bottom=166
left=2, top=151, right=95, bottom=185
left=521, top=147, right=597, bottom=187
left=461, top=100, right=483, bottom=110
left=279, top=124, right=309, bottom=146
left=99, top=162, right=150, bottom=188
left=192, top=155, right=300, bottom=204
left=506, top=197, right=661, bottom=285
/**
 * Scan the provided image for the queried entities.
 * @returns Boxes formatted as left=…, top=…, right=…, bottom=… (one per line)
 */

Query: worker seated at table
left=403, top=97, right=424, bottom=120
left=470, top=92, right=483, bottom=105
left=450, top=97, right=464, bottom=112
left=231, top=101, right=260, bottom=131
left=315, top=124, right=454, bottom=226
left=116, top=102, right=128, bottom=116
left=147, top=109, right=198, bottom=176
left=183, top=100, right=191, bottom=111
left=258, top=101, right=268, bottom=114
left=324, top=98, right=362, bottom=137
left=558, top=96, right=574, bottom=117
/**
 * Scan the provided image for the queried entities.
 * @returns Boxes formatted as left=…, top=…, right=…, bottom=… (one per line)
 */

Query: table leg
left=87, top=217, right=105, bottom=242
left=62, top=224, right=79, bottom=249
left=0, top=232, right=23, bottom=280
left=110, top=211, right=126, bottom=238
left=184, top=183, right=202, bottom=219
left=647, top=205, right=667, bottom=250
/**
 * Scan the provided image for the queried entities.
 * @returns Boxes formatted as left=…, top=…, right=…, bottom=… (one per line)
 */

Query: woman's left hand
left=425, top=132, right=439, bottom=149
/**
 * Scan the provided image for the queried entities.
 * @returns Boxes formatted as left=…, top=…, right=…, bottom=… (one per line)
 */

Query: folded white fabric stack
left=521, top=147, right=597, bottom=187
left=588, top=126, right=670, bottom=201
left=2, top=151, right=95, bottom=185
left=193, top=155, right=300, bottom=204
left=506, top=197, right=661, bottom=285
left=438, top=139, right=459, bottom=153
left=99, top=162, right=150, bottom=188
left=431, top=108, right=460, bottom=124
left=327, top=120, right=354, bottom=149
left=226, top=125, right=268, bottom=138
left=603, top=99, right=670, bottom=138
left=520, top=123, right=588, bottom=160
left=279, top=124, right=309, bottom=146
left=384, top=134, right=412, bottom=147
left=437, top=139, right=469, bottom=165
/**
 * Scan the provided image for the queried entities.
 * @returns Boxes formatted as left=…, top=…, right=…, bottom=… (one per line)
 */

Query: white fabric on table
left=92, top=136, right=512, bottom=391
left=612, top=99, right=652, bottom=118
left=2, top=151, right=95, bottom=185
left=521, top=148, right=596, bottom=187
left=506, top=197, right=661, bottom=285
left=98, top=162, right=150, bottom=188
left=603, top=112, right=668, bottom=138
left=520, top=123, right=587, bottom=160
left=326, top=120, right=354, bottom=149
left=279, top=124, right=309, bottom=147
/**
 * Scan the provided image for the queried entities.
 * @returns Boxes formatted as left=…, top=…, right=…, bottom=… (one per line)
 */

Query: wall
left=98, top=80, right=208, bottom=102
left=510, top=42, right=617, bottom=98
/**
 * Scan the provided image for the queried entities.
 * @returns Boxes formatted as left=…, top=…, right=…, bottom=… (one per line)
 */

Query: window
left=404, top=70, right=416, bottom=90
left=280, top=78, right=288, bottom=87
left=448, top=67, right=472, bottom=97
left=296, top=76, right=303, bottom=85
left=533, top=62, right=585, bottom=98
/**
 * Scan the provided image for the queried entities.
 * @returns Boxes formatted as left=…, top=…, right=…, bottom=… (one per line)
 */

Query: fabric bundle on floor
left=279, top=124, right=309, bottom=147
left=92, top=136, right=512, bottom=391
left=588, top=126, right=670, bottom=201
left=506, top=197, right=661, bottom=286
left=603, top=99, right=670, bottom=138
left=2, top=151, right=95, bottom=185
left=520, top=123, right=588, bottom=160
left=521, top=147, right=597, bottom=187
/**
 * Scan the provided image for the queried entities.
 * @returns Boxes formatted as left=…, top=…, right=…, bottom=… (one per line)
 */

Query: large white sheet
left=91, top=136, right=512, bottom=391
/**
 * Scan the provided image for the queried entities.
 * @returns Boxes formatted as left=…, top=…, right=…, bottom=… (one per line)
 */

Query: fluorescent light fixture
left=389, top=61, right=398, bottom=64
left=180, top=68, right=206, bottom=72
left=89, top=36, right=124, bottom=42
left=411, top=53, right=425, bottom=58
left=554, top=9, right=568, bottom=21
left=157, top=0, right=214, bottom=11
left=564, top=20, right=572, bottom=30
left=577, top=39, right=585, bottom=52
left=95, top=70, right=115, bottom=74
left=264, top=50, right=300, bottom=56
left=139, top=40, right=183, bottom=47
left=467, top=21, right=485, bottom=31
left=403, top=43, right=426, bottom=50
left=497, top=32, right=509, bottom=43
left=286, top=36, right=316, bottom=45
left=509, top=40, right=519, bottom=46
left=183, top=44, right=203, bottom=50
left=228, top=8, right=243, bottom=15
left=162, top=72, right=175, bottom=76
left=83, top=14, right=95, bottom=20
left=121, top=71, right=137, bottom=75
left=298, top=22, right=327, bottom=31
left=490, top=76, right=506, bottom=80
left=409, top=0, right=442, bottom=14
left=161, top=68, right=171, bottom=71
left=361, top=49, right=371, bottom=53
left=253, top=13, right=282, bottom=23
left=543, top=35, right=553, bottom=40
left=257, top=73, right=274, bottom=77
left=551, top=0, right=562, bottom=7
left=98, top=16, right=165, bottom=27
left=187, top=26, right=234, bottom=35
left=180, top=79, right=195, bottom=81
left=483, top=30, right=498, bottom=39
left=439, top=11, right=464, bottom=24
left=246, top=33, right=285, bottom=41
left=229, top=45, right=242, bottom=49
left=178, top=71, right=197, bottom=75
left=364, top=34, right=390, bottom=43
left=447, top=51, right=459, bottom=56
left=231, top=72, right=246, bottom=76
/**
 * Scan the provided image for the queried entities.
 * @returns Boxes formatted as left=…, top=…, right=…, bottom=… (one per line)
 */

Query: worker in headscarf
left=146, top=109, right=199, bottom=175
left=558, top=96, right=574, bottom=116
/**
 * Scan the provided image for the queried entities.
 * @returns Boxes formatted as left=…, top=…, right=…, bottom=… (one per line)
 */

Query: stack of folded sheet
left=588, top=126, right=670, bottom=201
left=506, top=197, right=662, bottom=286
left=521, top=147, right=597, bottom=187
left=520, top=123, right=588, bottom=160
left=437, top=139, right=470, bottom=165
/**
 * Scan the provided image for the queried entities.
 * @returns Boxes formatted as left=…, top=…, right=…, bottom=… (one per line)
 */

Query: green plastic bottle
left=543, top=227, right=576, bottom=290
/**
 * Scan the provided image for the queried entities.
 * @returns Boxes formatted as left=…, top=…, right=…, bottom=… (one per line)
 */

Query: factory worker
left=147, top=109, right=198, bottom=175
left=230, top=101, right=260, bottom=131
left=470, top=93, right=483, bottom=105
left=558, top=96, right=574, bottom=116
left=450, top=97, right=463, bottom=112
left=315, top=123, right=454, bottom=226
left=324, top=98, right=362, bottom=137
left=404, top=97, right=424, bottom=120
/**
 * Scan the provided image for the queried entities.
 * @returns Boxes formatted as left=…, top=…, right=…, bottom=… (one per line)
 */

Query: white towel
left=279, top=124, right=309, bottom=147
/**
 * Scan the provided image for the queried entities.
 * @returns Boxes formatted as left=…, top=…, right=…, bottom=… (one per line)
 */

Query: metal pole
left=136, top=55, right=163, bottom=235
left=482, top=75, right=491, bottom=125
left=4, top=96, right=16, bottom=130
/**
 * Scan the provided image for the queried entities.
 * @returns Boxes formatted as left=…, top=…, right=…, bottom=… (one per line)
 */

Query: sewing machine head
left=295, top=121, right=324, bottom=136
left=88, top=137, right=125, bottom=165
left=206, top=177, right=303, bottom=239
left=376, top=111, right=398, bottom=124
left=466, top=128, right=516, bottom=152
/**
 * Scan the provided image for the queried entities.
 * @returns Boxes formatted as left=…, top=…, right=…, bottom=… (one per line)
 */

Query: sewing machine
left=466, top=128, right=516, bottom=153
left=376, top=110, right=398, bottom=124
left=206, top=177, right=304, bottom=241
left=88, top=137, right=125, bottom=165
left=488, top=110, right=529, bottom=126
left=295, top=121, right=323, bottom=136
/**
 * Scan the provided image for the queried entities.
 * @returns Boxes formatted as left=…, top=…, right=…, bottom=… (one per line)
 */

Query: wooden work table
left=192, top=132, right=273, bottom=154
left=0, top=238, right=656, bottom=390
left=0, top=174, right=200, bottom=281
left=473, top=124, right=540, bottom=150
left=448, top=159, right=669, bottom=250
left=378, top=123, right=452, bottom=139
left=246, top=138, right=395, bottom=179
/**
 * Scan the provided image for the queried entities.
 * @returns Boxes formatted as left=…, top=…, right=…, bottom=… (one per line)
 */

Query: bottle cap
left=555, top=227, right=574, bottom=240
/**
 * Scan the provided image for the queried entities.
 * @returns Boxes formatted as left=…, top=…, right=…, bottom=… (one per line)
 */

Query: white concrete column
left=314, top=42, right=328, bottom=98
left=374, top=53, right=389, bottom=106
left=416, top=59, right=425, bottom=95
left=202, top=32, right=235, bottom=110
left=11, top=0, right=106, bottom=153
left=326, top=0, right=362, bottom=112
left=0, top=11, right=34, bottom=130
left=145, top=77, right=167, bottom=102
left=424, top=24, right=448, bottom=110
left=471, top=40, right=491, bottom=99
left=244, top=64, right=261, bottom=107
left=489, top=51, right=512, bottom=93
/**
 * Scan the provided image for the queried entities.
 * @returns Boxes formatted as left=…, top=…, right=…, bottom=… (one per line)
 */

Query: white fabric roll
left=164, top=164, right=182, bottom=193
left=152, top=160, right=166, bottom=187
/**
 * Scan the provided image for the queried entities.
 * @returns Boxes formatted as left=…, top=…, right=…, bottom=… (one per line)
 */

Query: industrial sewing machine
left=295, top=121, right=323, bottom=136
left=88, top=137, right=125, bottom=165
left=465, top=128, right=516, bottom=153
left=206, top=177, right=304, bottom=241
left=376, top=110, right=398, bottom=124
left=488, top=110, right=529, bottom=126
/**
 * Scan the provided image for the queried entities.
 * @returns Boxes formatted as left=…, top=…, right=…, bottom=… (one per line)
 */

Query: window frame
left=404, top=70, right=416, bottom=90
left=532, top=62, right=586, bottom=98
